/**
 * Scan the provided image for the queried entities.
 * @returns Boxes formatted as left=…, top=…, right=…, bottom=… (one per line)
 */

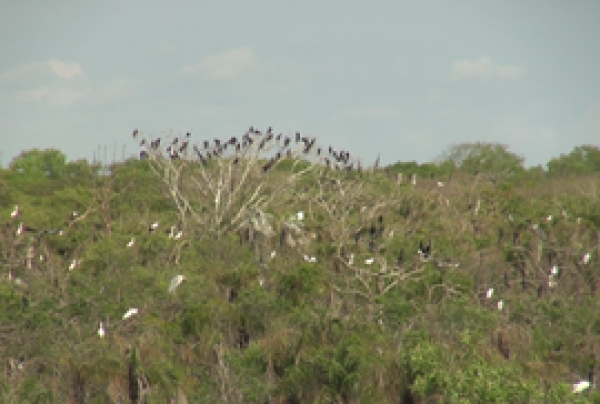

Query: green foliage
left=9, top=148, right=67, bottom=179
left=0, top=146, right=599, bottom=402
left=437, top=142, right=525, bottom=176
left=548, top=145, right=600, bottom=175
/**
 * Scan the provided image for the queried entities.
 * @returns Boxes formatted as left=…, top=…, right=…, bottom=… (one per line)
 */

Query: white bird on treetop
left=572, top=379, right=591, bottom=394
left=11, top=205, right=19, bottom=219
left=497, top=300, right=504, bottom=311
left=486, top=288, right=494, bottom=299
left=149, top=222, right=159, bottom=233
left=365, top=258, right=374, bottom=265
left=550, top=265, right=559, bottom=276
left=297, top=211, right=304, bottom=221
left=270, top=250, right=276, bottom=259
left=169, top=275, right=186, bottom=293
left=174, top=231, right=183, bottom=240
left=127, top=237, right=135, bottom=248
left=97, top=322, right=105, bottom=338
left=123, top=308, right=138, bottom=319
left=16, top=222, right=23, bottom=236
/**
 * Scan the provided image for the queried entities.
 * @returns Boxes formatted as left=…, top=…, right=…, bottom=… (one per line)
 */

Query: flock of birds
left=6, top=129, right=598, bottom=394
left=8, top=204, right=187, bottom=341
left=133, top=126, right=365, bottom=172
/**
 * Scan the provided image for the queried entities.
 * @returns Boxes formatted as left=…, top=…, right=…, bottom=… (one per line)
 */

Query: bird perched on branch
left=169, top=275, right=186, bottom=293
left=123, top=308, right=138, bottom=319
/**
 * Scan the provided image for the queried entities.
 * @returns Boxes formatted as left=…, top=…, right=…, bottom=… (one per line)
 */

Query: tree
left=9, top=148, right=67, bottom=179
left=436, top=143, right=524, bottom=176
left=547, top=145, right=600, bottom=175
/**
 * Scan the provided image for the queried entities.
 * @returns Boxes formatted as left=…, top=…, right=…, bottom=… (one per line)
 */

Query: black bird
left=295, top=132, right=301, bottom=142
left=139, top=150, right=149, bottom=160
left=186, top=132, right=191, bottom=137
left=418, top=241, right=431, bottom=260
left=132, top=129, right=138, bottom=138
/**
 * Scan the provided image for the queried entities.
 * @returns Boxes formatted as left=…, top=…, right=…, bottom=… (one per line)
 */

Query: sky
left=1, top=1, right=599, bottom=168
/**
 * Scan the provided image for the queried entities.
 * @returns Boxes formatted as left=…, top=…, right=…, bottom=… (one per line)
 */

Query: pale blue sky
left=1, top=1, right=598, bottom=167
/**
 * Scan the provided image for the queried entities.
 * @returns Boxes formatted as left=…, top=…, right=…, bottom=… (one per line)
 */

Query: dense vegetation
left=1, top=138, right=599, bottom=403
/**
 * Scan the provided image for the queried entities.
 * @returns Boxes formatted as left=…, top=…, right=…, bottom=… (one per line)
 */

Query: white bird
left=303, top=255, right=317, bottom=263
left=123, top=308, right=138, bottom=319
left=572, top=380, right=591, bottom=394
left=365, top=258, right=374, bottom=265
left=486, top=288, right=494, bottom=299
left=497, top=300, right=504, bottom=311
left=546, top=215, right=553, bottom=222
left=16, top=222, right=23, bottom=236
left=97, top=322, right=105, bottom=338
left=127, top=237, right=135, bottom=248
left=270, top=250, right=276, bottom=259
left=297, top=211, right=304, bottom=221
left=259, top=277, right=265, bottom=287
left=174, top=231, right=183, bottom=240
left=168, top=225, right=176, bottom=239
left=550, top=265, right=559, bottom=276
left=69, top=259, right=79, bottom=271
left=582, top=253, right=591, bottom=265
left=10, top=205, right=19, bottom=219
left=149, top=222, right=159, bottom=232
left=168, top=275, right=186, bottom=293
left=437, top=181, right=444, bottom=187
left=349, top=253, right=354, bottom=265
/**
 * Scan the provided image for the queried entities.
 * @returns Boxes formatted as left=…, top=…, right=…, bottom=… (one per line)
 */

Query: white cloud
left=449, top=56, right=527, bottom=82
left=47, top=59, right=84, bottom=80
left=183, top=47, right=259, bottom=80
left=1, top=59, right=85, bottom=83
